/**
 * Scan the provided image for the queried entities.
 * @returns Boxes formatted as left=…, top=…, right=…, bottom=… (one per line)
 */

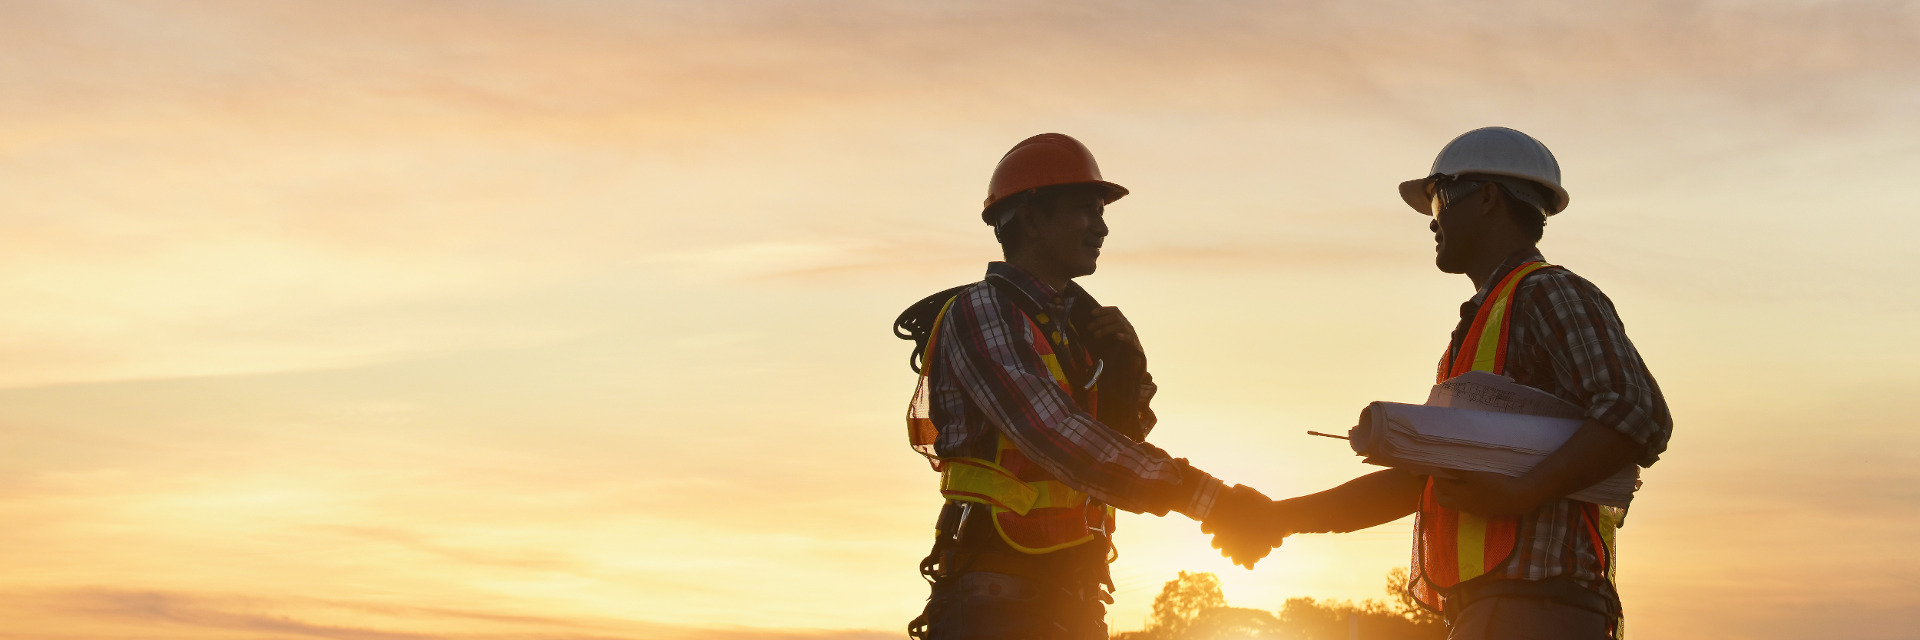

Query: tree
left=1187, top=605, right=1282, bottom=639
left=1116, top=570, right=1446, bottom=640
left=1128, top=571, right=1227, bottom=639
left=1381, top=567, right=1445, bottom=629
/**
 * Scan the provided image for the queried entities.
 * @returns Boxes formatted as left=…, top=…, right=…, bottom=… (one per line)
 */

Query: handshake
left=1199, top=484, right=1300, bottom=569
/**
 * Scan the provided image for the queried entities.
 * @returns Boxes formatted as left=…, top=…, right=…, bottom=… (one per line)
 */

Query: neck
left=1464, top=242, right=1539, bottom=291
left=1006, top=255, right=1072, bottom=292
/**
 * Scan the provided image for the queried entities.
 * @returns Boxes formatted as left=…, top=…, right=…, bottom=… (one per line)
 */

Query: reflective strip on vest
left=1415, top=261, right=1554, bottom=601
left=940, top=458, right=1039, bottom=515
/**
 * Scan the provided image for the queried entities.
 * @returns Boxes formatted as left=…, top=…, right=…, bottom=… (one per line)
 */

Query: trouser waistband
left=1445, top=577, right=1614, bottom=622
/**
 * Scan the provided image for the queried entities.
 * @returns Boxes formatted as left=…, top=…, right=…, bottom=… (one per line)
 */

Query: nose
left=1429, top=219, right=1440, bottom=234
left=1090, top=214, right=1109, bottom=238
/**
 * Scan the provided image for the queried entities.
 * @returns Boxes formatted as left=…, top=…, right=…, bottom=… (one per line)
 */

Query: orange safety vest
left=906, top=293, right=1118, bottom=554
left=1411, top=261, right=1622, bottom=613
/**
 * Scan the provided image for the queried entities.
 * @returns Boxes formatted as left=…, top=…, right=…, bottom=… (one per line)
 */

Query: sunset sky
left=2, top=1, right=1917, bottom=638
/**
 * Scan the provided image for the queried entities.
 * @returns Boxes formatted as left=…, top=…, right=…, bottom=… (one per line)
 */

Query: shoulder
left=946, top=281, right=1031, bottom=332
left=1516, top=264, right=1627, bottom=323
left=1520, top=264, right=1613, bottom=304
left=957, top=280, right=1010, bottom=315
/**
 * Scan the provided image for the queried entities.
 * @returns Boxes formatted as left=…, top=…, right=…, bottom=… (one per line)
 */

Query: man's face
left=1025, top=190, right=1109, bottom=279
left=1429, top=182, right=1491, bottom=274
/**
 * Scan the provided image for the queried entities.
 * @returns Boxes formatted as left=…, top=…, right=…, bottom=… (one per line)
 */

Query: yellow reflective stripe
left=1469, top=306, right=1508, bottom=372
left=1470, top=262, right=1549, bottom=372
left=1457, top=512, right=1488, bottom=581
left=1026, top=479, right=1088, bottom=510
left=984, top=438, right=1088, bottom=511
left=939, top=459, right=1039, bottom=515
left=1600, top=505, right=1622, bottom=582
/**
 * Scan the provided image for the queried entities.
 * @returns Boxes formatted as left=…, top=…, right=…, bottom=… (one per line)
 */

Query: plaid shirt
left=1441, top=251, right=1674, bottom=610
left=926, top=262, right=1223, bottom=520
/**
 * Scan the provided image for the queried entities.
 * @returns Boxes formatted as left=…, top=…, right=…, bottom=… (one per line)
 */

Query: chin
left=1070, top=251, right=1099, bottom=277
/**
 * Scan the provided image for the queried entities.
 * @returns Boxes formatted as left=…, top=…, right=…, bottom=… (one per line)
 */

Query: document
left=1347, top=371, right=1640, bottom=509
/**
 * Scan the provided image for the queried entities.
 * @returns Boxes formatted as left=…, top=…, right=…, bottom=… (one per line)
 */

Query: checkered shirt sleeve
left=929, top=283, right=1222, bottom=519
left=1516, top=269, right=1673, bottom=467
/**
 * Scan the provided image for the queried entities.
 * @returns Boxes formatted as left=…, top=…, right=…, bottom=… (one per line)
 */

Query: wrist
left=1177, top=473, right=1227, bottom=521
left=1273, top=496, right=1330, bottom=534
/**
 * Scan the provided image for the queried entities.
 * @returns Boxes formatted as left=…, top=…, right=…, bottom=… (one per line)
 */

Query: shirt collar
left=1469, top=249, right=1547, bottom=305
left=986, top=261, right=1073, bottom=310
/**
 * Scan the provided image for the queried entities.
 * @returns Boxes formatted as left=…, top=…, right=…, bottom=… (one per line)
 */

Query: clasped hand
left=1198, top=484, right=1292, bottom=569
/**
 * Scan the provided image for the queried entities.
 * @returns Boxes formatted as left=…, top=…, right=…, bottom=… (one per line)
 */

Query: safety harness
left=895, top=277, right=1139, bottom=638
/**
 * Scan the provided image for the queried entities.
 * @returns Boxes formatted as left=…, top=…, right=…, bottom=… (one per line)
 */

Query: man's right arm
left=1271, top=469, right=1427, bottom=535
left=940, top=285, right=1224, bottom=520
left=1207, top=468, right=1423, bottom=568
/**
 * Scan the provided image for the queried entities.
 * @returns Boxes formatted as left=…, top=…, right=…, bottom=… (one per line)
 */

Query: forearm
left=959, top=362, right=1221, bottom=519
left=1516, top=419, right=1642, bottom=504
left=1015, top=420, right=1222, bottom=520
left=1274, top=468, right=1425, bottom=534
left=948, top=292, right=1222, bottom=519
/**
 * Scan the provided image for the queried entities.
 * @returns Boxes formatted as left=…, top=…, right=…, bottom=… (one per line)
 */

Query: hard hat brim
left=1087, top=180, right=1130, bottom=204
left=1399, top=177, right=1437, bottom=215
left=1397, top=172, right=1570, bottom=216
left=980, top=180, right=1129, bottom=222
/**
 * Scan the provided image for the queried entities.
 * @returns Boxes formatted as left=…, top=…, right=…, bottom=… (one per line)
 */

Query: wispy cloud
left=1, top=0, right=1913, bottom=388
left=8, top=587, right=894, bottom=640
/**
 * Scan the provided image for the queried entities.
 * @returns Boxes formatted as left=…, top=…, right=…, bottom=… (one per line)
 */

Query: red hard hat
left=982, top=133, right=1129, bottom=223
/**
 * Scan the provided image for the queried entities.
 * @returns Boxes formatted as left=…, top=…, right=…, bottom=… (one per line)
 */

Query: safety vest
left=906, top=291, right=1118, bottom=554
left=1411, top=261, right=1622, bottom=612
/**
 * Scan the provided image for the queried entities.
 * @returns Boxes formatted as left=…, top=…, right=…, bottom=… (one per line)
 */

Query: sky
left=1, top=1, right=1917, bottom=638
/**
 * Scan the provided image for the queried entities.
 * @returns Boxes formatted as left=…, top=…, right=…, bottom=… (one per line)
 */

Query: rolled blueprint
left=1347, top=373, right=1640, bottom=509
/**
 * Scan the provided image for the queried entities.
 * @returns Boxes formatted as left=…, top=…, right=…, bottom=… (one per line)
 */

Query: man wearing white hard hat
left=1210, top=127, right=1673, bottom=639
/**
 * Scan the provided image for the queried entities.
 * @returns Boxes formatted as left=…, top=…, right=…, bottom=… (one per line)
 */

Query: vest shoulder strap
left=1446, top=261, right=1555, bottom=380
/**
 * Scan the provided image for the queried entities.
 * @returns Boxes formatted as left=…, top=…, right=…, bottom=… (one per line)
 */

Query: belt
left=935, top=502, right=1111, bottom=590
left=957, top=547, right=1105, bottom=586
left=1446, top=576, right=1614, bottom=620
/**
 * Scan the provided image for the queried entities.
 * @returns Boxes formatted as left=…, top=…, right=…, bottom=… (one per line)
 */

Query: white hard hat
left=1399, top=127, right=1569, bottom=216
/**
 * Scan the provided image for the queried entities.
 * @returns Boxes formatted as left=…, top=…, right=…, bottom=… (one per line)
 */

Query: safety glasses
left=1428, top=178, right=1488, bottom=218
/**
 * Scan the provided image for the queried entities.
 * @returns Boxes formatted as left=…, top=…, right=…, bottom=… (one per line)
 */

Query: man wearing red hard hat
left=895, top=133, right=1273, bottom=638
left=1209, top=127, right=1673, bottom=639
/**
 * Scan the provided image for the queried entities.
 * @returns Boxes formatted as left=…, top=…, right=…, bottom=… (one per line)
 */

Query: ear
left=1004, top=206, right=1031, bottom=241
left=1476, top=183, right=1505, bottom=219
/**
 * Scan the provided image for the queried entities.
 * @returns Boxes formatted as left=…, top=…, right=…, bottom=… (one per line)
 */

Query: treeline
left=1113, top=569, right=1446, bottom=640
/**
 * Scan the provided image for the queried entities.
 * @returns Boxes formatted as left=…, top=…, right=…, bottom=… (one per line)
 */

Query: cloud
left=7, top=587, right=895, bottom=640
left=0, top=0, right=1913, bottom=389
left=7, top=1, right=1916, bottom=128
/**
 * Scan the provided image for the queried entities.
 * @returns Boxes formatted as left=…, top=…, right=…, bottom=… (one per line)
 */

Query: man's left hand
left=1086, top=306, right=1143, bottom=356
left=1431, top=471, right=1546, bottom=517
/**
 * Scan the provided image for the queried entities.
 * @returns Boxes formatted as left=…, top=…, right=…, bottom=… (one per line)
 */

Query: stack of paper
left=1347, top=371, right=1640, bottom=509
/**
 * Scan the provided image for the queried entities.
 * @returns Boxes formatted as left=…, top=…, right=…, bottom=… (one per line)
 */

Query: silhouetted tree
left=1125, top=571, right=1229, bottom=639
left=1381, top=567, right=1444, bottom=629
left=1115, top=569, right=1446, bottom=640
left=1186, top=605, right=1282, bottom=639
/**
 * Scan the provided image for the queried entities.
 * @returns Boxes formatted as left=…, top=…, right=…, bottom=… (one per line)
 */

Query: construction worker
left=896, top=133, right=1272, bottom=639
left=1208, top=127, right=1673, bottom=639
